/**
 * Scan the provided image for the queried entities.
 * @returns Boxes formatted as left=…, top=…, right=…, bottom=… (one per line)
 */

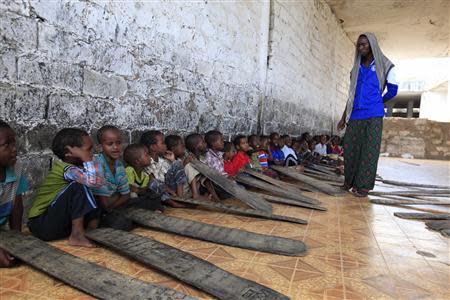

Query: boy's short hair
left=281, top=134, right=290, bottom=140
left=204, top=130, right=222, bottom=148
left=233, top=135, right=246, bottom=147
left=0, top=120, right=11, bottom=130
left=269, top=132, right=279, bottom=140
left=185, top=133, right=202, bottom=153
left=165, top=135, right=182, bottom=151
left=248, top=134, right=259, bottom=144
left=97, top=125, right=120, bottom=143
left=223, top=141, right=234, bottom=153
left=52, top=128, right=89, bottom=160
left=123, top=143, right=147, bottom=166
left=140, top=130, right=163, bottom=147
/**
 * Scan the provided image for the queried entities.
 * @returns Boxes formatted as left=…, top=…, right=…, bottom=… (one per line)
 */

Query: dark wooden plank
left=190, top=160, right=272, bottom=213
left=86, top=228, right=290, bottom=300
left=425, top=220, right=450, bottom=237
left=370, top=190, right=450, bottom=197
left=123, top=207, right=308, bottom=256
left=259, top=194, right=327, bottom=211
left=235, top=174, right=319, bottom=205
left=0, top=230, right=192, bottom=300
left=271, top=166, right=345, bottom=196
left=393, top=212, right=450, bottom=220
left=303, top=170, right=345, bottom=183
left=376, top=179, right=450, bottom=189
left=370, top=199, right=450, bottom=206
left=171, top=196, right=307, bottom=224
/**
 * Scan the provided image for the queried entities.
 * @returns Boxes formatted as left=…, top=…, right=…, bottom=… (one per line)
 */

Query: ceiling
left=326, top=0, right=450, bottom=60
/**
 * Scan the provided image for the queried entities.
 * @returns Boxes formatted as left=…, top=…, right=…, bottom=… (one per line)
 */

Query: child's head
left=309, top=140, right=316, bottom=151
left=223, top=141, right=236, bottom=161
left=331, top=136, right=340, bottom=146
left=165, top=135, right=185, bottom=158
left=301, top=132, right=311, bottom=143
left=185, top=133, right=206, bottom=157
left=97, top=125, right=122, bottom=161
left=320, top=135, right=327, bottom=144
left=260, top=136, right=270, bottom=149
left=269, top=132, right=280, bottom=146
left=247, top=134, right=260, bottom=149
left=281, top=134, right=291, bottom=147
left=233, top=135, right=249, bottom=152
left=52, top=128, right=92, bottom=165
left=0, top=120, right=17, bottom=168
left=205, top=130, right=224, bottom=152
left=140, top=130, right=166, bottom=156
left=123, top=143, right=150, bottom=169
left=292, top=140, right=302, bottom=152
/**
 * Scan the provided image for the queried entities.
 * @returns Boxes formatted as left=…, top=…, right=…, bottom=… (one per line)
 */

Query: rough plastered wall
left=0, top=0, right=266, bottom=188
left=381, top=118, right=450, bottom=160
left=262, top=0, right=354, bottom=134
left=0, top=0, right=353, bottom=189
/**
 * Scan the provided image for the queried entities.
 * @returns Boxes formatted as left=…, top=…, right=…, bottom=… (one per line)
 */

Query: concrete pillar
left=386, top=100, right=395, bottom=117
left=407, top=99, right=414, bottom=118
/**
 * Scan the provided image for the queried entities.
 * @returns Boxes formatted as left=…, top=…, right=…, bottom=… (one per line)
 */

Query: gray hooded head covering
left=344, top=32, right=394, bottom=123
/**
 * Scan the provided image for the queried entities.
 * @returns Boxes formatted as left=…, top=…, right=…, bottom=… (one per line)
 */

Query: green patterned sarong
left=343, top=117, right=383, bottom=191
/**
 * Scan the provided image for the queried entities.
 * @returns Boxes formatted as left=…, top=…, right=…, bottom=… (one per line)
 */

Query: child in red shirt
left=224, top=135, right=251, bottom=177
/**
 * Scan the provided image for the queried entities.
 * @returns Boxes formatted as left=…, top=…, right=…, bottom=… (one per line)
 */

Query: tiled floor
left=1, top=158, right=449, bottom=299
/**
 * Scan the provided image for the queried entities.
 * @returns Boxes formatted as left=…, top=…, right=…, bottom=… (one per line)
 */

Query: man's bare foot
left=68, top=234, right=96, bottom=248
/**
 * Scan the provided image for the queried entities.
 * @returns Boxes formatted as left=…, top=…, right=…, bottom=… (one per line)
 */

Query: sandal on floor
left=340, top=183, right=351, bottom=191
left=352, top=189, right=369, bottom=197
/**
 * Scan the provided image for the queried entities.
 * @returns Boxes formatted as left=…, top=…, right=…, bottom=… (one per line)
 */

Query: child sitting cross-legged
left=0, top=120, right=28, bottom=266
left=123, top=143, right=164, bottom=213
left=184, top=133, right=219, bottom=201
left=28, top=128, right=102, bottom=248
left=90, top=125, right=133, bottom=230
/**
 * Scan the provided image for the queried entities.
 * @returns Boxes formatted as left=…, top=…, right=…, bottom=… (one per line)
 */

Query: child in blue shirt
left=0, top=120, right=28, bottom=267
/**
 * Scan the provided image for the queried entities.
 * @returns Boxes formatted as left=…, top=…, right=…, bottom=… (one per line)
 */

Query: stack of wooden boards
left=3, top=160, right=349, bottom=299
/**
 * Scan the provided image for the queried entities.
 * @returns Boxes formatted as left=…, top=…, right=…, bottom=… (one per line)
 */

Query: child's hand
left=164, top=150, right=176, bottom=162
left=183, top=154, right=194, bottom=166
left=65, top=145, right=92, bottom=162
left=0, top=248, right=14, bottom=267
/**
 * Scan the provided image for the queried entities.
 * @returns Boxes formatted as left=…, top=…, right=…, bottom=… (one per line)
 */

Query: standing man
left=337, top=33, right=399, bottom=197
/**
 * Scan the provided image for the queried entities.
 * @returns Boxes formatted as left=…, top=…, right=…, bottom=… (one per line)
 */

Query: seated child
left=268, top=132, right=285, bottom=165
left=184, top=133, right=219, bottom=201
left=247, top=135, right=263, bottom=172
left=314, top=135, right=328, bottom=156
left=140, top=130, right=180, bottom=207
left=123, top=143, right=164, bottom=212
left=259, top=135, right=273, bottom=163
left=28, top=128, right=101, bottom=248
left=204, top=130, right=227, bottom=175
left=330, top=136, right=343, bottom=155
left=281, top=134, right=299, bottom=166
left=0, top=120, right=28, bottom=267
left=164, top=135, right=190, bottom=202
left=224, top=135, right=251, bottom=177
left=90, top=126, right=132, bottom=230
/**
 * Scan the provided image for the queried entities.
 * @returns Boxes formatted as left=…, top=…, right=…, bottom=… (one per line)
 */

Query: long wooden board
left=271, top=166, right=345, bottom=196
left=259, top=194, right=327, bottom=211
left=86, top=228, right=290, bottom=300
left=258, top=193, right=326, bottom=210
left=425, top=220, right=450, bottom=237
left=235, top=174, right=319, bottom=205
left=171, top=196, right=307, bottom=224
left=393, top=212, right=450, bottom=220
left=303, top=170, right=345, bottom=183
left=122, top=207, right=308, bottom=256
left=370, top=190, right=450, bottom=197
left=243, top=169, right=304, bottom=193
left=376, top=179, right=450, bottom=189
left=370, top=199, right=450, bottom=206
left=0, top=230, right=192, bottom=300
left=242, top=169, right=320, bottom=204
left=190, top=160, right=272, bottom=213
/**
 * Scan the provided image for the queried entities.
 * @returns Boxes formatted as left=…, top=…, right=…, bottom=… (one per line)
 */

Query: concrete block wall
left=381, top=118, right=450, bottom=160
left=1, top=0, right=353, bottom=189
left=262, top=0, right=354, bottom=135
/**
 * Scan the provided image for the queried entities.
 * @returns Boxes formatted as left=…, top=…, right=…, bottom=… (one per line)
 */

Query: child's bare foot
left=68, top=234, right=96, bottom=248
